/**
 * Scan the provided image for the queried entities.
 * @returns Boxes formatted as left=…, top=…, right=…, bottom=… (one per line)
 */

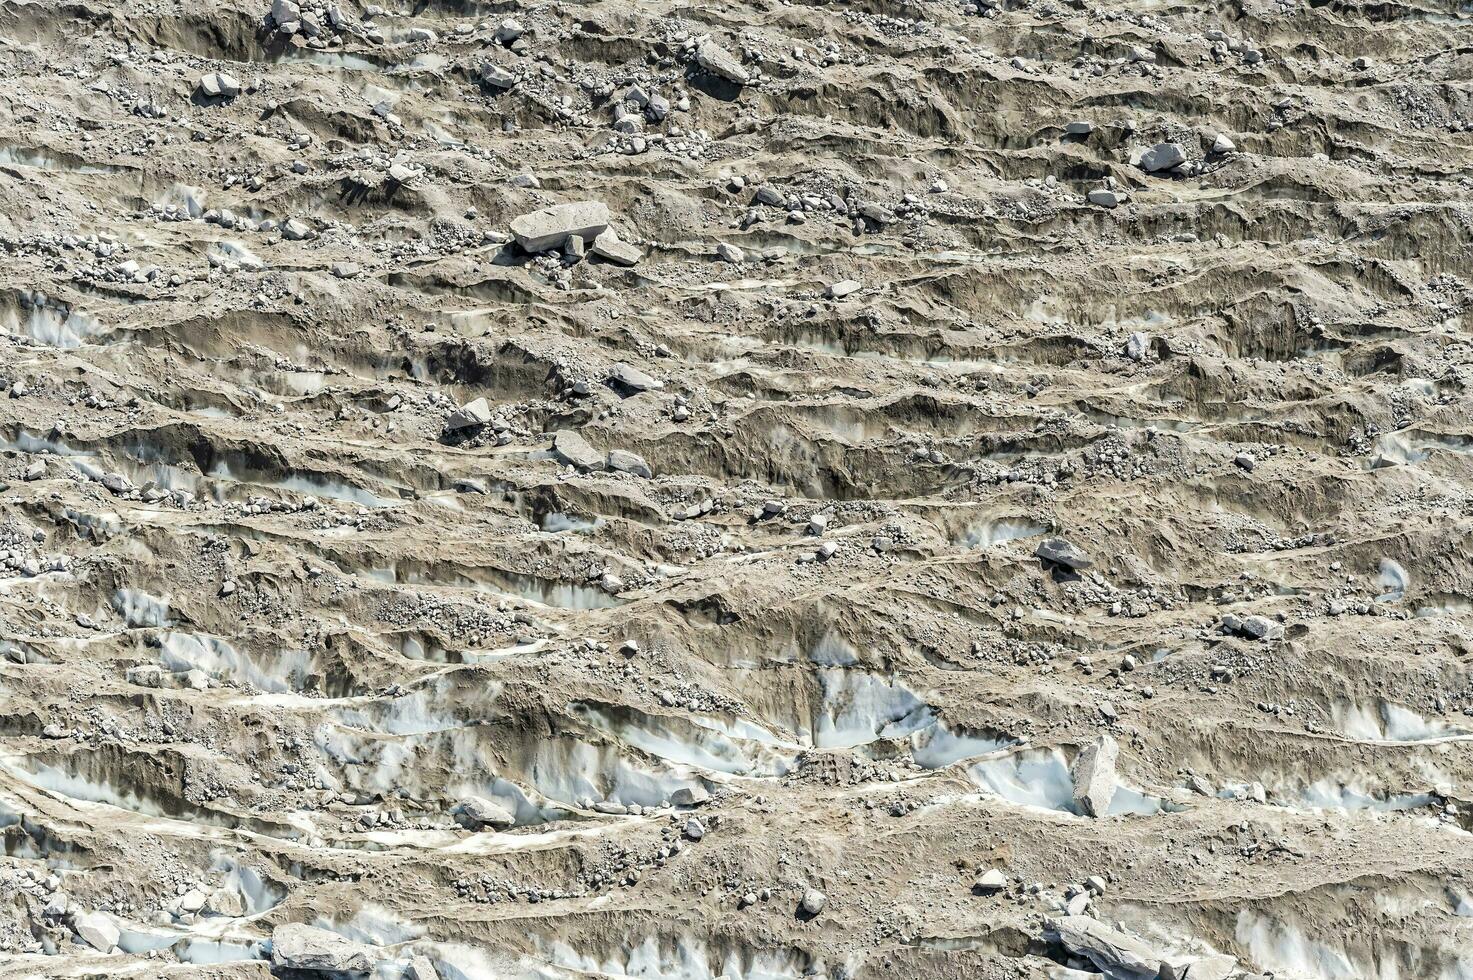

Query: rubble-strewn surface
left=1, top=0, right=1472, bottom=977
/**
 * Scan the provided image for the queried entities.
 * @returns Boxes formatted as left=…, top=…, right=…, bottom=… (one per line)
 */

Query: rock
left=1035, top=538, right=1092, bottom=570
left=684, top=817, right=706, bottom=840
left=1239, top=614, right=1282, bottom=640
left=608, top=363, right=663, bottom=393
left=197, top=73, right=242, bottom=99
left=73, top=911, right=119, bottom=952
left=386, top=162, right=420, bottom=184
left=590, top=228, right=642, bottom=266
left=282, top=218, right=312, bottom=240
left=406, top=955, right=441, bottom=980
left=445, top=397, right=492, bottom=431
left=974, top=869, right=1007, bottom=893
left=754, top=185, right=786, bottom=207
left=606, top=449, right=653, bottom=478
left=1234, top=452, right=1255, bottom=471
left=671, top=786, right=710, bottom=806
left=1221, top=612, right=1282, bottom=641
left=1087, top=189, right=1120, bottom=208
left=1065, top=120, right=1095, bottom=136
left=510, top=201, right=611, bottom=252
left=206, top=886, right=246, bottom=918
left=455, top=795, right=516, bottom=829
left=1126, top=331, right=1150, bottom=360
left=826, top=279, right=862, bottom=299
left=479, top=63, right=517, bottom=89
left=330, top=262, right=360, bottom=278
left=1070, top=734, right=1119, bottom=817
left=716, top=242, right=745, bottom=263
left=179, top=888, right=208, bottom=913
left=271, top=0, right=301, bottom=25
left=800, top=888, right=827, bottom=915
left=1211, top=133, right=1236, bottom=154
left=1044, top=916, right=1162, bottom=978
left=1139, top=142, right=1187, bottom=173
left=695, top=39, right=750, bottom=84
left=552, top=430, right=606, bottom=471
left=270, top=922, right=375, bottom=975
left=1166, top=954, right=1237, bottom=978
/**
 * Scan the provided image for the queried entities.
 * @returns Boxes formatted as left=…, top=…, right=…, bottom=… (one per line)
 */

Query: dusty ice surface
left=0, top=0, right=1472, bottom=977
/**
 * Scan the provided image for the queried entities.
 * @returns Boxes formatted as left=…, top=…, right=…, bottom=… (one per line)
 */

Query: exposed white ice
left=1, top=291, right=106, bottom=348
left=1235, top=910, right=1473, bottom=980
left=957, top=519, right=1049, bottom=549
left=811, top=670, right=1013, bottom=767
left=1329, top=699, right=1468, bottom=743
left=524, top=739, right=703, bottom=808
left=112, top=589, right=171, bottom=628
left=967, top=747, right=1174, bottom=816
left=529, top=935, right=812, bottom=980
left=158, top=632, right=311, bottom=693
left=208, top=460, right=399, bottom=508
left=1377, top=558, right=1409, bottom=601
left=573, top=704, right=796, bottom=778
left=1296, top=779, right=1434, bottom=813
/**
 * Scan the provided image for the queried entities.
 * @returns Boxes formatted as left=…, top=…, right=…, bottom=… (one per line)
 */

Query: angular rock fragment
left=197, top=73, right=242, bottom=99
left=1035, top=538, right=1092, bottom=570
left=608, top=363, right=662, bottom=393
left=1070, top=734, right=1119, bottom=817
left=590, top=228, right=642, bottom=266
left=445, top=397, right=492, bottom=431
left=1126, top=331, right=1150, bottom=360
left=1044, top=915, right=1162, bottom=977
left=1138, top=142, right=1187, bottom=173
left=479, top=63, right=517, bottom=89
left=271, top=0, right=301, bottom=25
left=1221, top=613, right=1283, bottom=641
left=510, top=202, right=611, bottom=253
left=1161, top=954, right=1239, bottom=980
left=552, top=429, right=606, bottom=471
left=606, top=449, right=652, bottom=478
left=73, top=911, right=119, bottom=952
left=694, top=39, right=750, bottom=84
left=282, top=218, right=313, bottom=240
left=270, top=922, right=376, bottom=975
left=671, top=785, right=710, bottom=806
left=974, top=869, right=1007, bottom=893
left=455, top=795, right=516, bottom=829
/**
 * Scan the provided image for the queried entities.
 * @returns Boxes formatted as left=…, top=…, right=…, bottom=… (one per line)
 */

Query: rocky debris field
left=1, top=0, right=1472, bottom=977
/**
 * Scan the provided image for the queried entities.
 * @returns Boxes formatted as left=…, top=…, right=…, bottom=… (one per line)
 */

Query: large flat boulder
left=511, top=201, right=610, bottom=252
left=270, top=922, right=376, bottom=976
left=1045, top=915, right=1163, bottom=977
left=553, top=429, right=606, bottom=471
